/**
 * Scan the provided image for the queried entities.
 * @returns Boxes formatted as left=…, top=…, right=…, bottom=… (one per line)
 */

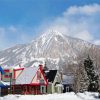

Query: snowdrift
left=0, top=92, right=99, bottom=100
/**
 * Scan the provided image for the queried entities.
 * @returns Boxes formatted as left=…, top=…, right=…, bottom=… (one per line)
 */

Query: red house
left=13, top=63, right=48, bottom=94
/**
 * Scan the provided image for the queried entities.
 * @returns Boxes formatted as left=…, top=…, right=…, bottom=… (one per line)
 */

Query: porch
left=12, top=85, right=46, bottom=95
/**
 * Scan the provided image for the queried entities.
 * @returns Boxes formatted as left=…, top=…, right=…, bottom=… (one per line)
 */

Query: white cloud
left=65, top=4, right=100, bottom=15
left=0, top=27, right=8, bottom=50
left=94, top=40, right=100, bottom=45
left=47, top=25, right=69, bottom=35
left=74, top=31, right=93, bottom=41
left=44, top=4, right=100, bottom=43
left=0, top=26, right=35, bottom=50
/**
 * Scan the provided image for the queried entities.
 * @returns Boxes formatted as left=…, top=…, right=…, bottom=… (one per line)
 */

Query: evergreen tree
left=74, top=62, right=89, bottom=93
left=84, top=56, right=99, bottom=92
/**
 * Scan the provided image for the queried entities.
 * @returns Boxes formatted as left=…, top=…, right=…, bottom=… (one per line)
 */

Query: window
left=66, top=86, right=69, bottom=92
left=37, top=71, right=41, bottom=80
left=40, top=86, right=46, bottom=94
left=4, top=72, right=10, bottom=78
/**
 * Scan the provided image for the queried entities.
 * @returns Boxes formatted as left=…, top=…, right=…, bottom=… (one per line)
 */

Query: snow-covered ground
left=0, top=92, right=99, bottom=100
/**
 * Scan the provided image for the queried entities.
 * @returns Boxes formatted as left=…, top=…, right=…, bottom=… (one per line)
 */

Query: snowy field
left=0, top=92, right=100, bottom=100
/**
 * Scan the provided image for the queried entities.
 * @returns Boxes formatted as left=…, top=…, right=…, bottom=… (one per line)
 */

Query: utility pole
left=10, top=68, right=13, bottom=94
left=10, top=73, right=12, bottom=94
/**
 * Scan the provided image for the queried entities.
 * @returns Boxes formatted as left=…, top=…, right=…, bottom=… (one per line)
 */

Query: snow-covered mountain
left=0, top=30, right=100, bottom=73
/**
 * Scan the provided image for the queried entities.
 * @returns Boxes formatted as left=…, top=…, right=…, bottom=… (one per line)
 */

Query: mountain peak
left=41, top=30, right=64, bottom=38
left=36, top=30, right=66, bottom=45
left=48, top=30, right=63, bottom=36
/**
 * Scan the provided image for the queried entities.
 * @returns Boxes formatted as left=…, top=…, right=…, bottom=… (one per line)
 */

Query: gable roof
left=16, top=67, right=39, bottom=85
left=45, top=70, right=57, bottom=83
left=62, top=75, right=74, bottom=85
left=16, top=62, right=40, bottom=85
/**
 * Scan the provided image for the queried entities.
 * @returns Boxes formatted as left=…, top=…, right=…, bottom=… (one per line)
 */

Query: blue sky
left=0, top=0, right=100, bottom=50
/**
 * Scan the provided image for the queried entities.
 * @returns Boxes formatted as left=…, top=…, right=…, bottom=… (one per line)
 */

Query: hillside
left=0, top=30, right=100, bottom=74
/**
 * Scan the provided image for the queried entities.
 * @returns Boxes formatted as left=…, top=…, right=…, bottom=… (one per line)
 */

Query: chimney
left=60, top=71, right=63, bottom=81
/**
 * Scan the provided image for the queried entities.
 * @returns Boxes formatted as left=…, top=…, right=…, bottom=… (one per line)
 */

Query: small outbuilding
left=62, top=75, right=74, bottom=93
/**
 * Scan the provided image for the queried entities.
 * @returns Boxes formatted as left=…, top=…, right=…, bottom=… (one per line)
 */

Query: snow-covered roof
left=16, top=64, right=40, bottom=85
left=13, top=65, right=24, bottom=69
left=3, top=65, right=24, bottom=70
left=62, top=75, right=74, bottom=85
left=0, top=81, right=9, bottom=87
left=24, top=61, right=41, bottom=68
left=55, top=84, right=63, bottom=87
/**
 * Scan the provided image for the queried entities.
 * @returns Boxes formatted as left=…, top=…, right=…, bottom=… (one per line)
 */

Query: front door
left=66, top=86, right=69, bottom=92
left=40, top=85, right=46, bottom=94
